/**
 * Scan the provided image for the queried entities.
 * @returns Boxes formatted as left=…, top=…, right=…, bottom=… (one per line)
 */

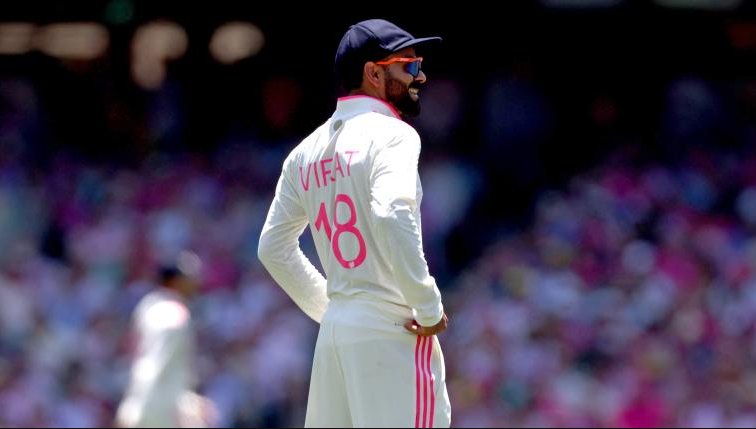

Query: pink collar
left=335, top=95, right=402, bottom=121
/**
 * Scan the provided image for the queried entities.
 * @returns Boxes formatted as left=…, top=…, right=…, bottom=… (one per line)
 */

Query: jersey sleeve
left=258, top=157, right=329, bottom=323
left=370, top=127, right=444, bottom=327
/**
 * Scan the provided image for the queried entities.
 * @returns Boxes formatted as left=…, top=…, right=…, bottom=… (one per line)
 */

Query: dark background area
left=4, top=1, right=756, bottom=265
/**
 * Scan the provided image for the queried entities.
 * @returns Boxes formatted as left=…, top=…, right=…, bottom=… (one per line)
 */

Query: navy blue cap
left=335, top=19, right=442, bottom=90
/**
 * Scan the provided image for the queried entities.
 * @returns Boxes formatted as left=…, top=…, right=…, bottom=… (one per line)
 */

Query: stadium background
left=3, top=0, right=756, bottom=426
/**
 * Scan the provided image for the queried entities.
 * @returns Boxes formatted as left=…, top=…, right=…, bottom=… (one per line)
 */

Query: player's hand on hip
left=404, top=313, right=448, bottom=336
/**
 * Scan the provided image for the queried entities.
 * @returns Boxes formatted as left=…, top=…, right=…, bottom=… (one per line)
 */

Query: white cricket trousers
left=305, top=297, right=451, bottom=428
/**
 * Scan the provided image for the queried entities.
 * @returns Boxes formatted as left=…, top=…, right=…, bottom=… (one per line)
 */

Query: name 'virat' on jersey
left=259, top=95, right=444, bottom=328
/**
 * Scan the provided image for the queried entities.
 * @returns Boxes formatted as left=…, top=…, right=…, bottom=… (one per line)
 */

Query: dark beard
left=386, top=71, right=421, bottom=118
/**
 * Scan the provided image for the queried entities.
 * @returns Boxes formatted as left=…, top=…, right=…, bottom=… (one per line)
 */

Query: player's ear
left=363, top=62, right=382, bottom=89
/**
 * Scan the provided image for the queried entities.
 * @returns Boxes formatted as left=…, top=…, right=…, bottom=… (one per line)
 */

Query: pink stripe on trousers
left=415, top=336, right=436, bottom=428
left=427, top=337, right=435, bottom=428
left=415, top=336, right=422, bottom=428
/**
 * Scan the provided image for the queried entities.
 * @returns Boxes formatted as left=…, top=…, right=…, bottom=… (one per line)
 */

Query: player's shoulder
left=357, top=112, right=420, bottom=145
left=360, top=111, right=417, bottom=135
left=135, top=290, right=190, bottom=331
left=144, top=299, right=190, bottom=330
left=285, top=120, right=331, bottom=163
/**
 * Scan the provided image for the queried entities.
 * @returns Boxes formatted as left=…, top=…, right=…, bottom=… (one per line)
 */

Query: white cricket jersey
left=116, top=289, right=196, bottom=428
left=258, top=95, right=444, bottom=327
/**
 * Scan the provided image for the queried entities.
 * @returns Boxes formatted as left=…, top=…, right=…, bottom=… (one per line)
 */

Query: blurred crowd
left=446, top=148, right=756, bottom=427
left=3, top=23, right=756, bottom=426
left=0, top=148, right=319, bottom=427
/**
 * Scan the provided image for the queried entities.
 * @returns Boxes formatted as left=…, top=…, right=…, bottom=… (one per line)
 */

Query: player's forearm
left=375, top=203, right=444, bottom=327
left=258, top=233, right=329, bottom=323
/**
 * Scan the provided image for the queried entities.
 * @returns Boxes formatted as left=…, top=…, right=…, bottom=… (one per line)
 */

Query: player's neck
left=349, top=87, right=384, bottom=102
left=346, top=89, right=403, bottom=115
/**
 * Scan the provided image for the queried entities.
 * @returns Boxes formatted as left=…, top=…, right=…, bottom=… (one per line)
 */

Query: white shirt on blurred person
left=115, top=266, right=215, bottom=428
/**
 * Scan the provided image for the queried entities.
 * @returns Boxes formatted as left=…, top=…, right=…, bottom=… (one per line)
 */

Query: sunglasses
left=375, top=57, right=424, bottom=78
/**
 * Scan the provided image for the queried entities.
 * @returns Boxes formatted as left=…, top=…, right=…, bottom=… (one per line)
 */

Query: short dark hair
left=159, top=266, right=183, bottom=285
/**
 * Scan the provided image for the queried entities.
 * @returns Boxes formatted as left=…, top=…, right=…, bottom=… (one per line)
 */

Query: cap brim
left=395, top=36, right=442, bottom=52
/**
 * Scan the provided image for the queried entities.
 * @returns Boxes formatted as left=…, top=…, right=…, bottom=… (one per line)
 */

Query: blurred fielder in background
left=115, top=257, right=217, bottom=428
left=259, top=19, right=450, bottom=428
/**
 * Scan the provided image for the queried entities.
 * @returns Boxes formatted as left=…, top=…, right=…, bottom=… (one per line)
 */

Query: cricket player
left=258, top=19, right=450, bottom=428
left=115, top=263, right=216, bottom=428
